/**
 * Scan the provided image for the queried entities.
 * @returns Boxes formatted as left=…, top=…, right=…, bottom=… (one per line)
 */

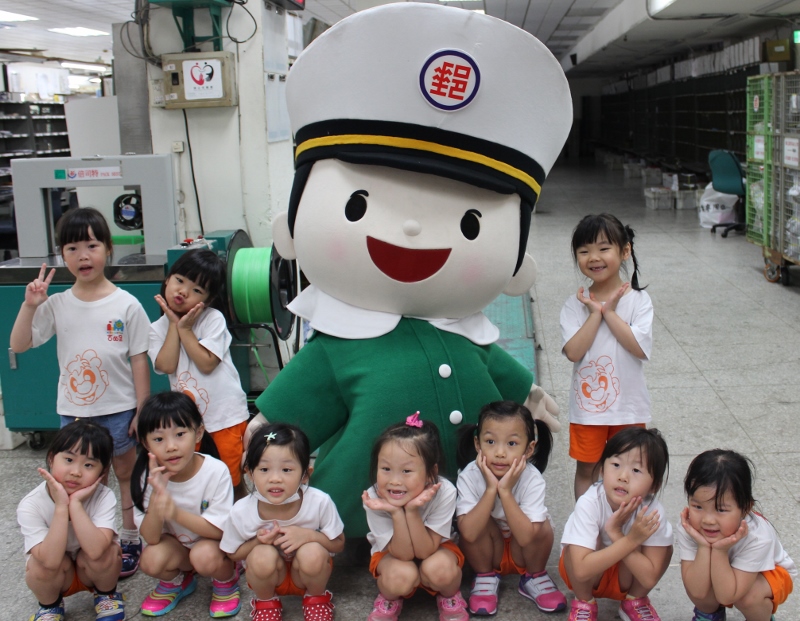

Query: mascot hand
left=242, top=413, right=269, bottom=468
left=524, top=384, right=561, bottom=433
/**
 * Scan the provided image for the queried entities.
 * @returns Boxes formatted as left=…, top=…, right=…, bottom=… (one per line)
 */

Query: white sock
left=119, top=527, right=140, bottom=543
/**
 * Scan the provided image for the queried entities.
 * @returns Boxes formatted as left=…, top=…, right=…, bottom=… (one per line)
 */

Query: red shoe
left=250, top=597, right=282, bottom=621
left=302, top=591, right=334, bottom=621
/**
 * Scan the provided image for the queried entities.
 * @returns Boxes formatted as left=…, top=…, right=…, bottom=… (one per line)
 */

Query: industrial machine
left=0, top=155, right=295, bottom=447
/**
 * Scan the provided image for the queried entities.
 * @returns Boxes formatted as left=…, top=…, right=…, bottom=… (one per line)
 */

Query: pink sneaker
left=518, top=571, right=567, bottom=612
left=367, top=594, right=403, bottom=621
left=567, top=599, right=598, bottom=621
left=140, top=571, right=197, bottom=616
left=302, top=591, right=334, bottom=621
left=619, top=596, right=661, bottom=621
left=436, top=592, right=469, bottom=621
left=210, top=564, right=242, bottom=617
left=469, top=572, right=500, bottom=615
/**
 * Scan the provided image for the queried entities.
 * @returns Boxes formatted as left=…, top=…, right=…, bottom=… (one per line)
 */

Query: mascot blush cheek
left=253, top=3, right=572, bottom=537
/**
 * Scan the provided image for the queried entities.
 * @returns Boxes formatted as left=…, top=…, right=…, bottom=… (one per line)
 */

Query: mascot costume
left=252, top=2, right=572, bottom=537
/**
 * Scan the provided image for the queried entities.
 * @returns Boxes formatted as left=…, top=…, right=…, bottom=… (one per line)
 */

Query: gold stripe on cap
left=295, top=134, right=542, bottom=196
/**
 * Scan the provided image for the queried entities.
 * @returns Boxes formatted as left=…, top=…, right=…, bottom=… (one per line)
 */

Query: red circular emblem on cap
left=419, top=49, right=480, bottom=111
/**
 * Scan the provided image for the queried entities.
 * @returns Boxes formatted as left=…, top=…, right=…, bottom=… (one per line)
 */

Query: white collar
left=287, top=286, right=499, bottom=345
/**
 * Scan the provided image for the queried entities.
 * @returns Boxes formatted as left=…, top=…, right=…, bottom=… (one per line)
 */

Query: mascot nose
left=403, top=220, right=421, bottom=236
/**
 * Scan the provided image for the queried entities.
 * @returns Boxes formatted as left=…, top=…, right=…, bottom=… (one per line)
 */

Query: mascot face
left=293, top=159, right=522, bottom=318
left=62, top=350, right=109, bottom=406
left=573, top=356, right=620, bottom=414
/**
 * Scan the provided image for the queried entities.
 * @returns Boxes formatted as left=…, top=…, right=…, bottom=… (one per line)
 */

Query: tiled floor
left=2, top=159, right=798, bottom=620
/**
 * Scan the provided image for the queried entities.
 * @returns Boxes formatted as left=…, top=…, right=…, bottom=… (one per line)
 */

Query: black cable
left=227, top=0, right=258, bottom=45
left=182, top=109, right=205, bottom=235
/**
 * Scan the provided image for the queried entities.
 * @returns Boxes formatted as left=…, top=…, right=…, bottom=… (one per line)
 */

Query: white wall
left=145, top=4, right=295, bottom=247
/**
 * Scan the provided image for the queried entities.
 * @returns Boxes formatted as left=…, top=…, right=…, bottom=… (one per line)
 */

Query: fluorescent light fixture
left=0, top=10, right=38, bottom=21
left=61, top=61, right=111, bottom=72
left=472, top=8, right=485, bottom=13
left=49, top=27, right=109, bottom=37
left=757, top=0, right=794, bottom=11
left=438, top=0, right=482, bottom=3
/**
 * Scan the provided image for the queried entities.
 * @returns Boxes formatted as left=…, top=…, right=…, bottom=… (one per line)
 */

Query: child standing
left=148, top=249, right=250, bottom=492
left=560, top=213, right=653, bottom=500
left=131, top=392, right=239, bottom=617
left=678, top=449, right=796, bottom=621
left=560, top=427, right=673, bottom=621
left=10, top=207, right=150, bottom=578
left=456, top=400, right=565, bottom=615
left=17, top=419, right=125, bottom=621
left=221, top=423, right=345, bottom=621
left=362, top=413, right=468, bottom=621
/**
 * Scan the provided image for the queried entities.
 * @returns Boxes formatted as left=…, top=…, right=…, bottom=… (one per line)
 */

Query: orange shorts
left=569, top=423, right=646, bottom=463
left=370, top=540, right=465, bottom=597
left=247, top=557, right=334, bottom=597
left=559, top=548, right=627, bottom=601
left=206, top=421, right=247, bottom=486
left=62, top=569, right=91, bottom=597
left=760, top=566, right=793, bottom=613
left=497, top=537, right=526, bottom=576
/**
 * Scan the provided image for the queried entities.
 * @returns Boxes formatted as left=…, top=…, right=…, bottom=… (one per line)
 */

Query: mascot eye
left=460, top=209, right=481, bottom=240
left=345, top=190, right=369, bottom=222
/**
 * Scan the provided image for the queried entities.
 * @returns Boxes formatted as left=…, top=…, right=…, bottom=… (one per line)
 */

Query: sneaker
left=94, top=592, right=125, bottom=621
left=436, top=592, right=469, bottom=621
left=120, top=539, right=142, bottom=578
left=568, top=599, right=598, bottom=621
left=140, top=571, right=198, bottom=616
left=469, top=572, right=500, bottom=615
left=691, top=607, right=726, bottom=621
left=250, top=598, right=283, bottom=621
left=618, top=596, right=661, bottom=621
left=210, top=565, right=242, bottom=618
left=29, top=603, right=65, bottom=621
left=367, top=594, right=403, bottom=621
left=302, top=591, right=334, bottom=621
left=518, top=572, right=567, bottom=612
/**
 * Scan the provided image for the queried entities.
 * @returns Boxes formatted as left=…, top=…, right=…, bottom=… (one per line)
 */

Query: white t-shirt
left=364, top=477, right=457, bottom=556
left=17, top=481, right=118, bottom=561
left=32, top=288, right=151, bottom=417
left=134, top=454, right=233, bottom=548
left=560, top=289, right=653, bottom=425
left=220, top=487, right=344, bottom=558
left=456, top=461, right=548, bottom=536
left=561, top=482, right=673, bottom=551
left=676, top=512, right=797, bottom=578
left=149, top=309, right=249, bottom=433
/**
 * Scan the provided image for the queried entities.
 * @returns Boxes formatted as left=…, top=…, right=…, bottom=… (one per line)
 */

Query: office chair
left=708, top=149, right=746, bottom=238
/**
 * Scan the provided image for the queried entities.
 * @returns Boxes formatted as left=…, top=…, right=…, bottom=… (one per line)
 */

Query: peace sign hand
left=25, top=264, right=56, bottom=307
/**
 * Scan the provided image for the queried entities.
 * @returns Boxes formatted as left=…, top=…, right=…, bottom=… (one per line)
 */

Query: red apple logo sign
left=190, top=62, right=215, bottom=86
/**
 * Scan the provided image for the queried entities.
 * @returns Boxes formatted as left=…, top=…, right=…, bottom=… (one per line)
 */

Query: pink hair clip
left=406, top=411, right=423, bottom=428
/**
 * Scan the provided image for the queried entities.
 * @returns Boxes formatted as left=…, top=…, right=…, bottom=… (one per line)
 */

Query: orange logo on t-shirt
left=174, top=371, right=209, bottom=416
left=62, top=349, right=109, bottom=406
left=574, top=355, right=620, bottom=414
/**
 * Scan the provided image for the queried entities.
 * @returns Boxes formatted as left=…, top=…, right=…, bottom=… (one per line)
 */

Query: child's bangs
left=141, top=408, right=198, bottom=436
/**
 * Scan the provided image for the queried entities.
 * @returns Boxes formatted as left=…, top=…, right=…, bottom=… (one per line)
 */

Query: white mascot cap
left=285, top=2, right=573, bottom=273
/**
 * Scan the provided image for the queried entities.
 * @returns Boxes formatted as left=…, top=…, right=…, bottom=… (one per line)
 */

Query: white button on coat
left=439, top=364, right=452, bottom=378
left=449, top=410, right=463, bottom=425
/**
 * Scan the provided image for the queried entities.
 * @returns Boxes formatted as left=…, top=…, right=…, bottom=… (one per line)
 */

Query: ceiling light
left=49, top=27, right=109, bottom=37
left=437, top=0, right=483, bottom=3
left=757, top=0, right=794, bottom=11
left=0, top=10, right=38, bottom=21
left=61, top=61, right=111, bottom=72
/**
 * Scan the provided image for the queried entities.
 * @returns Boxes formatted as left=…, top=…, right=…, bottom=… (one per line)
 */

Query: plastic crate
left=644, top=187, right=673, bottom=210
left=675, top=189, right=697, bottom=210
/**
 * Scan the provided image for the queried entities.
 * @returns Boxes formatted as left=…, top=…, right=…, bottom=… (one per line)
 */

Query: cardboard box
left=675, top=189, right=697, bottom=210
left=765, top=39, right=791, bottom=62
left=644, top=187, right=673, bottom=210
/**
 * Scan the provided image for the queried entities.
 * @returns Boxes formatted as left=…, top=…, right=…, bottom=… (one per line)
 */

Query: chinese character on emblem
left=420, top=50, right=480, bottom=111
